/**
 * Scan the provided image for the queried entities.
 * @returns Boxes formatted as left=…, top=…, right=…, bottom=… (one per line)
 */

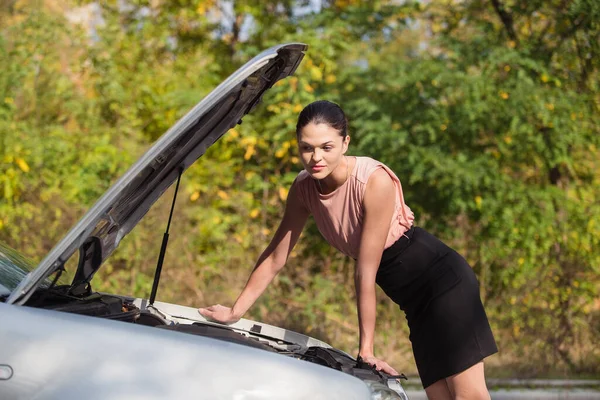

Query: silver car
left=0, top=43, right=410, bottom=400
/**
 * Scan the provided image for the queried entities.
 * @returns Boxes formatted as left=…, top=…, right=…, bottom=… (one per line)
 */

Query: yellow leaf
left=291, top=156, right=299, bottom=164
left=518, top=258, right=525, bottom=265
left=4, top=97, right=14, bottom=104
left=310, top=66, right=323, bottom=81
left=250, top=209, right=260, bottom=219
left=474, top=196, right=482, bottom=209
left=0, top=219, right=3, bottom=229
left=504, top=65, right=511, bottom=72
left=504, top=136, right=512, bottom=144
left=275, top=148, right=286, bottom=158
left=217, top=190, right=229, bottom=200
left=304, top=83, right=314, bottom=93
left=261, top=228, right=271, bottom=236
left=229, top=128, right=239, bottom=138
left=15, top=158, right=30, bottom=173
left=289, top=76, right=298, bottom=92
left=190, top=191, right=200, bottom=202
left=293, top=104, right=303, bottom=113
left=508, top=40, right=516, bottom=49
left=279, top=187, right=289, bottom=201
left=244, top=145, right=255, bottom=160
left=545, top=103, right=554, bottom=111
left=540, top=74, right=549, bottom=83
left=499, top=91, right=509, bottom=100
left=325, top=74, right=336, bottom=84
left=440, top=124, right=447, bottom=131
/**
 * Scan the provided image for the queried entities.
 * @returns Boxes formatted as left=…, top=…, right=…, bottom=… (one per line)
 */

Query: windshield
left=0, top=241, right=60, bottom=298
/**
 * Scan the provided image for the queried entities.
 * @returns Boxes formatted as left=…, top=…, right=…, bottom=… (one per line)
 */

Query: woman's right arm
left=198, top=182, right=309, bottom=323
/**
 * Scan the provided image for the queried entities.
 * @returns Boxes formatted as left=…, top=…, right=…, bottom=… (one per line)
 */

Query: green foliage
left=1, top=0, right=598, bottom=377
left=335, top=0, right=600, bottom=374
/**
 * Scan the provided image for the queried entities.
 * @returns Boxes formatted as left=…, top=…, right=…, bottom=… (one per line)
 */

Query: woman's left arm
left=356, top=168, right=399, bottom=375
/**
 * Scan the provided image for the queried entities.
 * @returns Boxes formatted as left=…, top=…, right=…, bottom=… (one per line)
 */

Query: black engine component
left=136, top=312, right=169, bottom=326
left=300, top=347, right=403, bottom=384
left=28, top=285, right=140, bottom=322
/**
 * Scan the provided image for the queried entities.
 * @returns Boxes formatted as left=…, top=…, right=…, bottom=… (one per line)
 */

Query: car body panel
left=0, top=303, right=371, bottom=400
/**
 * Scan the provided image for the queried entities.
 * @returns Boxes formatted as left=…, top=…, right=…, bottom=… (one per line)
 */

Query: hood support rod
left=149, top=167, right=183, bottom=305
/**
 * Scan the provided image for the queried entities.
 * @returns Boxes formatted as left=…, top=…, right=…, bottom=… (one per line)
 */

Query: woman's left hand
left=358, top=355, right=399, bottom=376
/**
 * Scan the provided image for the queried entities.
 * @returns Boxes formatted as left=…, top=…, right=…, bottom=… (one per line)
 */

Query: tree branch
left=490, top=0, right=519, bottom=44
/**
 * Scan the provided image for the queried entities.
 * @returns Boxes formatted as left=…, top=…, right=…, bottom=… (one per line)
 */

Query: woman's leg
left=444, top=362, right=490, bottom=400
left=424, top=379, right=453, bottom=400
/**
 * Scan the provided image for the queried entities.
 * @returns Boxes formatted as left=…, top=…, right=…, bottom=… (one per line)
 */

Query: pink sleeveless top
left=293, top=156, right=414, bottom=259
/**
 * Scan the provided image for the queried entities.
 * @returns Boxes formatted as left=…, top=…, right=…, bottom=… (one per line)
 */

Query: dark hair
left=295, top=100, right=348, bottom=138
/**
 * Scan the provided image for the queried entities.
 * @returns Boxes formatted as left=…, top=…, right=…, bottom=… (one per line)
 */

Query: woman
left=198, top=100, right=497, bottom=400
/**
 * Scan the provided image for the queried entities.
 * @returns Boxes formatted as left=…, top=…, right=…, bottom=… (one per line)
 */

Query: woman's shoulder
left=292, top=170, right=312, bottom=193
left=295, top=169, right=311, bottom=183
left=291, top=170, right=313, bottom=208
left=355, top=156, right=386, bottom=167
left=353, top=156, right=388, bottom=182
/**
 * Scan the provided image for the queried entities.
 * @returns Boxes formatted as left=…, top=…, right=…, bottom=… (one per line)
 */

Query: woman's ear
left=342, top=135, right=351, bottom=154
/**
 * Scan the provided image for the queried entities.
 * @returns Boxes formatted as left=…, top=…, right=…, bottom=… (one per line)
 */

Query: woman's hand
left=358, top=354, right=399, bottom=376
left=198, top=304, right=240, bottom=324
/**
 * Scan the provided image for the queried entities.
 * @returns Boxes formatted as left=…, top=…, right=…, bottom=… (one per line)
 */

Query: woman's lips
left=311, top=165, right=326, bottom=172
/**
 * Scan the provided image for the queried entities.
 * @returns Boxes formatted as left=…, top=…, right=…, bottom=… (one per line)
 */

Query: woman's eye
left=323, top=146, right=332, bottom=151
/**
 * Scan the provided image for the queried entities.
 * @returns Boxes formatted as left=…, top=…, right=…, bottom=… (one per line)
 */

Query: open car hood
left=7, top=43, right=307, bottom=305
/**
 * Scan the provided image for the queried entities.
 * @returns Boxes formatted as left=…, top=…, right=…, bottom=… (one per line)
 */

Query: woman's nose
left=312, top=148, right=322, bottom=161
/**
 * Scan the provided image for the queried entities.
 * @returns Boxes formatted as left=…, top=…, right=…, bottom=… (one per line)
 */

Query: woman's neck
left=319, top=156, right=352, bottom=194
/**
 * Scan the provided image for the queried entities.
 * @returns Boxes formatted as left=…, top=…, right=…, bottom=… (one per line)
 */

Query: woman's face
left=297, top=122, right=350, bottom=180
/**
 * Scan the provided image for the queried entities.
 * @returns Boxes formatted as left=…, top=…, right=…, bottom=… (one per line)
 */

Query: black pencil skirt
left=376, top=226, right=498, bottom=389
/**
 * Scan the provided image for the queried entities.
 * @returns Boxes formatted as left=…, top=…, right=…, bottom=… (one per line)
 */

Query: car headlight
left=366, top=380, right=409, bottom=400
